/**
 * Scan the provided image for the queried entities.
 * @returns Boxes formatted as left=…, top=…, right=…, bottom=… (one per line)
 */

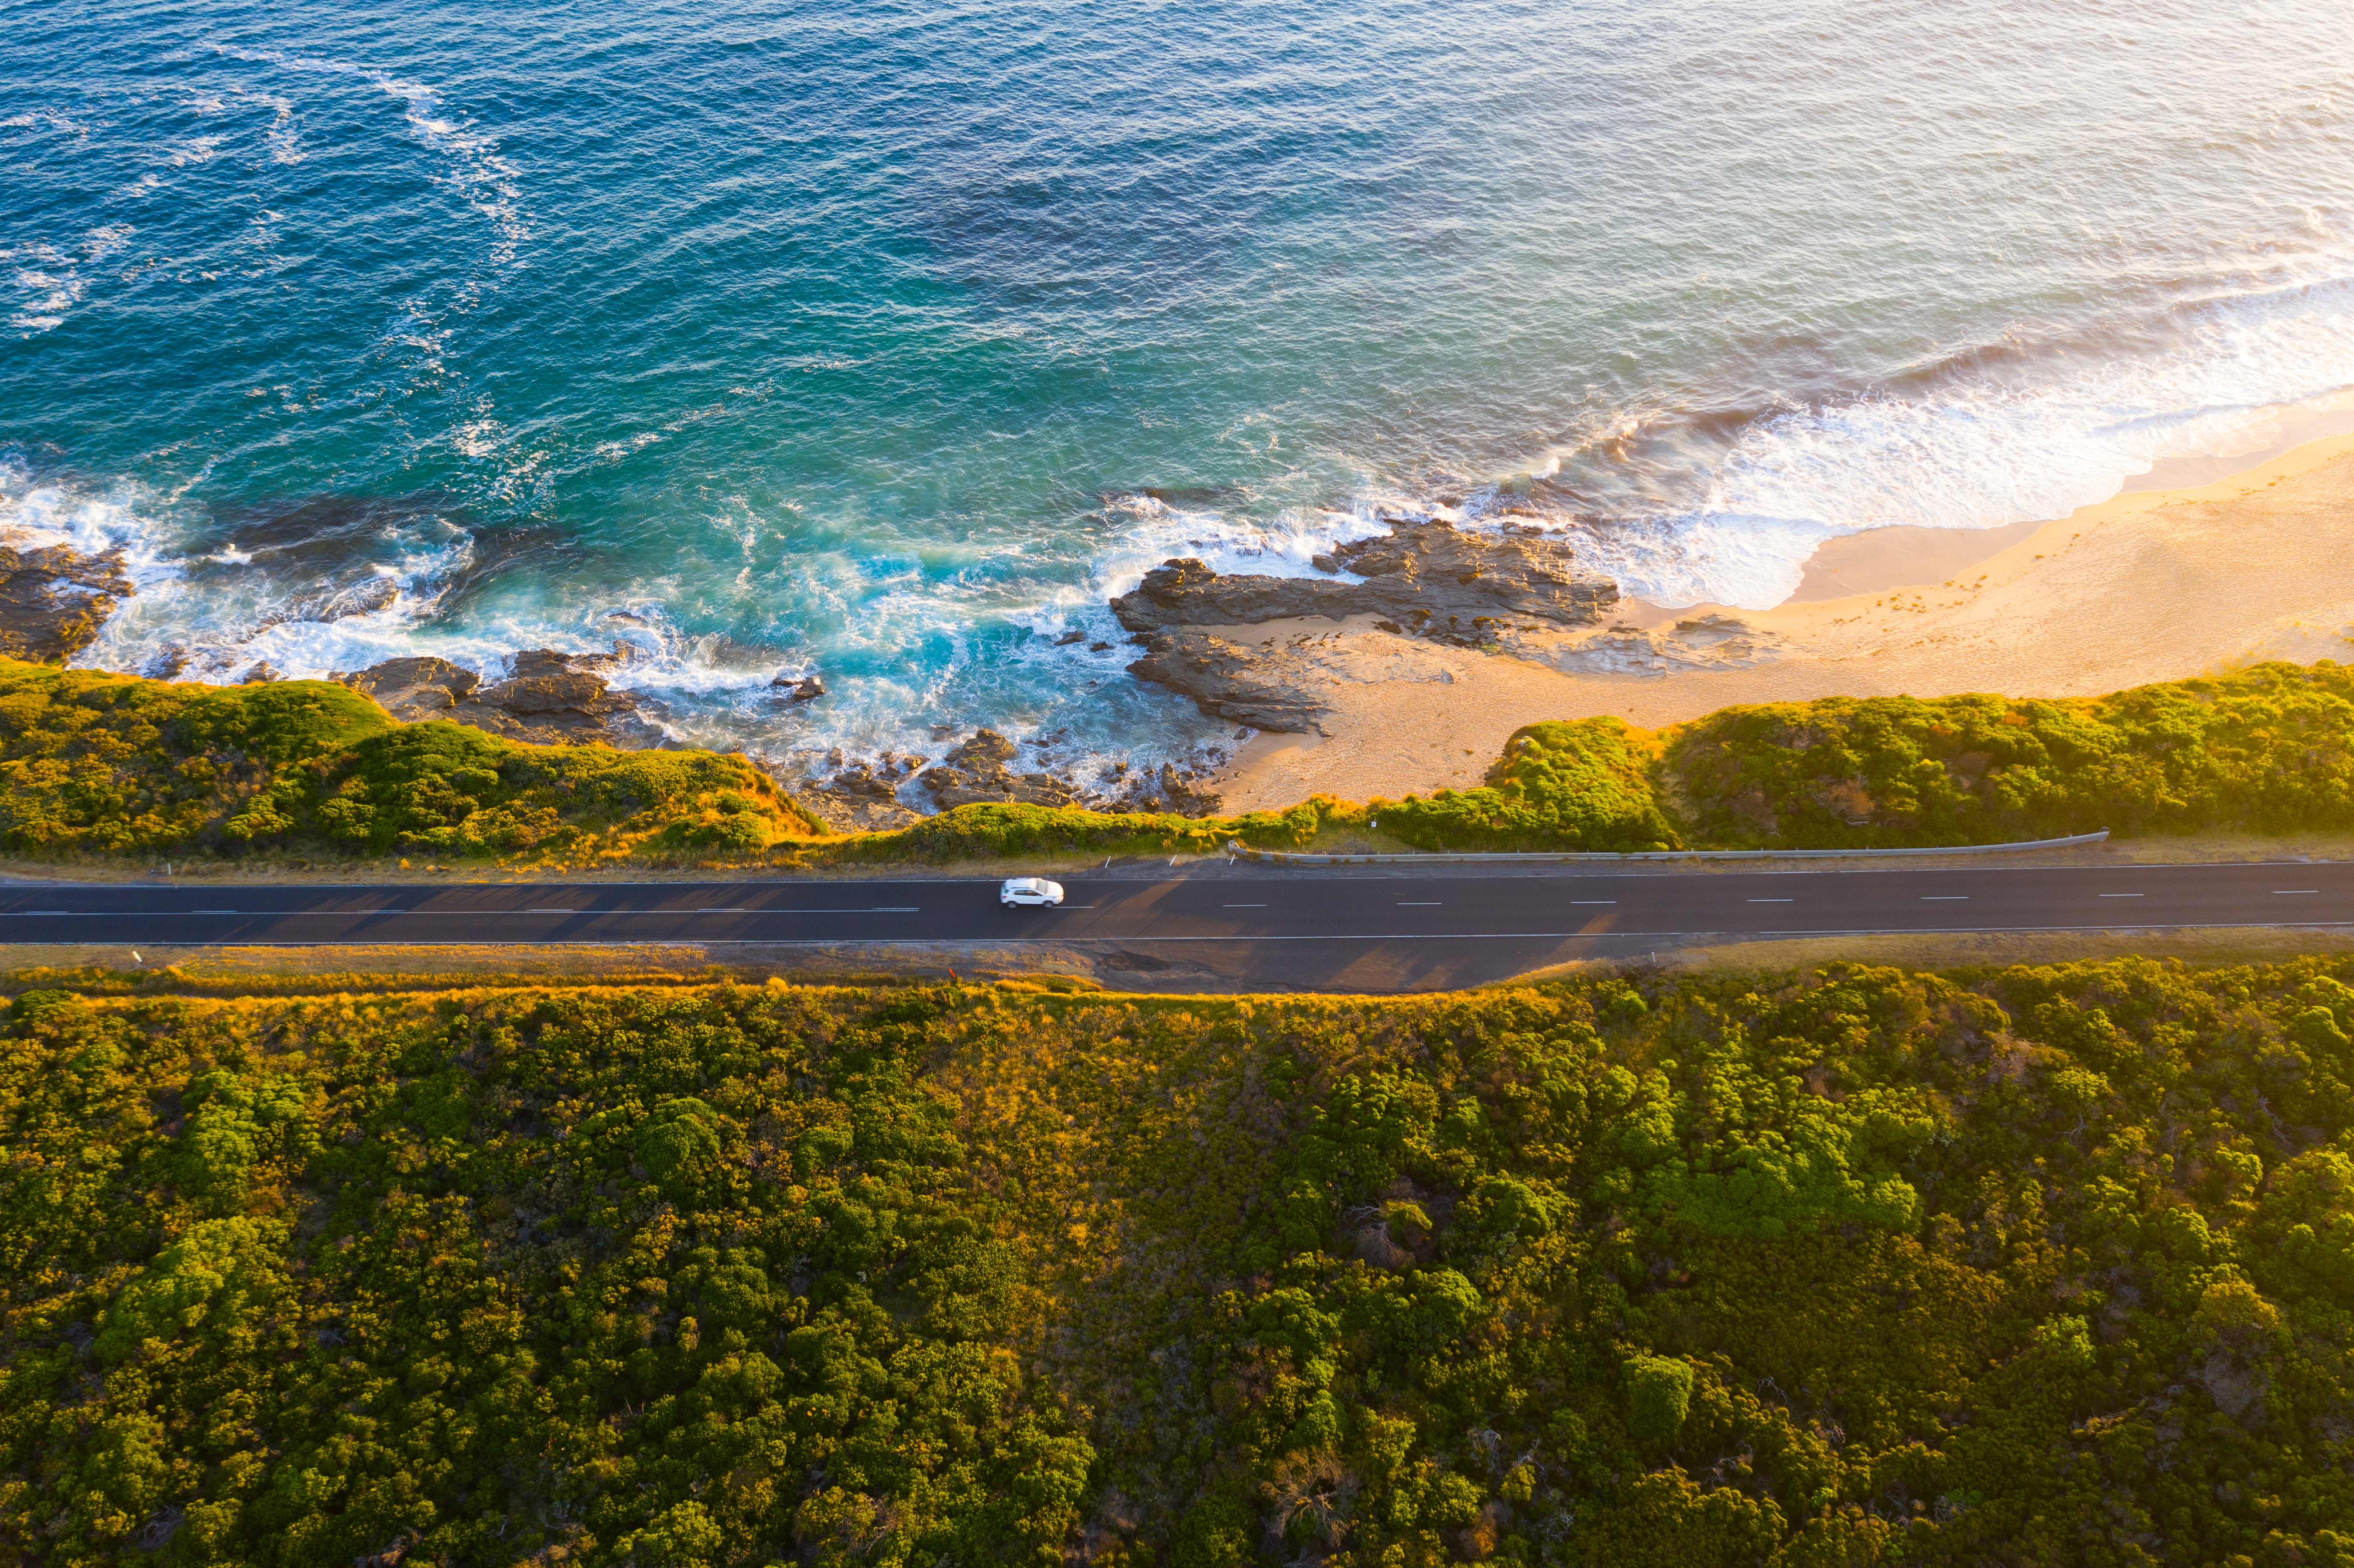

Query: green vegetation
left=0, top=662, right=824, bottom=864
left=1660, top=660, right=2354, bottom=848
left=825, top=794, right=1358, bottom=864
left=6, top=957, right=2354, bottom=1564
left=1357, top=660, right=2354, bottom=854
left=1372, top=717, right=1681, bottom=852
left=15, top=656, right=2354, bottom=870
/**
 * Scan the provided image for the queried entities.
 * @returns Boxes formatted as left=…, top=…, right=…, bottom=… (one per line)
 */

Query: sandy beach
left=1215, top=433, right=2354, bottom=811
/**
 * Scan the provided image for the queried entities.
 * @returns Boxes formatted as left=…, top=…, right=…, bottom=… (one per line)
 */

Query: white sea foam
left=1095, top=493, right=1393, bottom=599
left=203, top=44, right=528, bottom=265
left=1560, top=270, right=2354, bottom=608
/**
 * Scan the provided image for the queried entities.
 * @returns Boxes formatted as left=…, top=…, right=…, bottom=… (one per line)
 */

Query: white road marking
left=2275, top=889, right=2320, bottom=894
left=1223, top=903, right=1267, bottom=908
left=1747, top=898, right=1793, bottom=903
left=2097, top=893, right=2144, bottom=898
left=497, top=906, right=924, bottom=915
left=1922, top=895, right=1968, bottom=900
left=1571, top=900, right=1616, bottom=905
left=1397, top=901, right=1442, bottom=906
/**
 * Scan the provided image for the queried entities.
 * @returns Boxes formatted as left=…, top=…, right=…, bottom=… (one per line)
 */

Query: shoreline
left=1215, top=432, right=2354, bottom=811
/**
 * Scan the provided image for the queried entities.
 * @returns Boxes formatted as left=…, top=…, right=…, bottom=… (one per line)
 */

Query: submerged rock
left=770, top=671, right=827, bottom=704
left=0, top=542, right=135, bottom=663
left=335, top=649, right=659, bottom=748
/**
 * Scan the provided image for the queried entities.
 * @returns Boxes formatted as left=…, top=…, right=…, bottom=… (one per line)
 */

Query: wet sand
left=1216, top=433, right=2354, bottom=811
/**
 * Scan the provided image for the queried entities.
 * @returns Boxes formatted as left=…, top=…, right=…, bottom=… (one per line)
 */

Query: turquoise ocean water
left=7, top=1, right=2354, bottom=786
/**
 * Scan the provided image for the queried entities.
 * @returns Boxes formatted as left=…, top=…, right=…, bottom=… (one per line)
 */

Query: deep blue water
left=8, top=0, right=2354, bottom=785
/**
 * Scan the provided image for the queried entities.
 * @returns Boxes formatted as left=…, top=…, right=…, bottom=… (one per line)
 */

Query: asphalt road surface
left=5, top=858, right=2350, bottom=989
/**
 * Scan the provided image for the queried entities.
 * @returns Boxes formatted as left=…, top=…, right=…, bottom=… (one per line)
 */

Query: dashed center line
left=1223, top=903, right=1267, bottom=908
left=1747, top=898, right=1793, bottom=903
left=1922, top=895, right=1968, bottom=901
left=1397, top=902, right=1442, bottom=906
left=1571, top=900, right=1616, bottom=905
left=2275, top=889, right=2321, bottom=895
left=2097, top=893, right=2144, bottom=898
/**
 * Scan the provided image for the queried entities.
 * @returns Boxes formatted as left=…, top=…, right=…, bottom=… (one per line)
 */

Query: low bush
left=833, top=793, right=1356, bottom=864
left=1372, top=715, right=1682, bottom=851
left=1665, top=659, right=2354, bottom=848
left=0, top=662, right=824, bottom=863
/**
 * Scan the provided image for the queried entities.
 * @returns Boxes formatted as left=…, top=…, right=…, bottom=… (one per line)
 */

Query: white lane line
left=484, top=906, right=926, bottom=915
left=2276, top=889, right=2321, bottom=894
left=1747, top=898, right=1793, bottom=903
left=2097, top=893, right=2144, bottom=898
left=1922, top=895, right=1968, bottom=900
left=1223, top=903, right=1267, bottom=908
left=1397, top=901, right=1442, bottom=906
left=1571, top=900, right=1616, bottom=905
left=696, top=908, right=749, bottom=912
left=192, top=908, right=237, bottom=914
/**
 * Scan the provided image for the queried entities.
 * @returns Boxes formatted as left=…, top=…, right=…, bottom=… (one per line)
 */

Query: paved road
left=8, top=859, right=2351, bottom=953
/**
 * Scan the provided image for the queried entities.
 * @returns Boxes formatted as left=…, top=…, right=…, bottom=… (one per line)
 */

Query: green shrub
left=1370, top=715, right=1682, bottom=851
left=1663, top=659, right=2354, bottom=847
left=0, top=659, right=825, bottom=862
left=1623, top=1354, right=1695, bottom=1446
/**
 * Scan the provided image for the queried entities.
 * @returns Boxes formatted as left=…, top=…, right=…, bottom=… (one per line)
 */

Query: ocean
left=7, top=0, right=2354, bottom=786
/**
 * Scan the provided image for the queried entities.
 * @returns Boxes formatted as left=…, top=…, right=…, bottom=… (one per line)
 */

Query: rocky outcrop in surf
left=0, top=541, right=135, bottom=663
left=1110, top=518, right=1616, bottom=641
left=1109, top=516, right=1617, bottom=733
left=333, top=649, right=661, bottom=748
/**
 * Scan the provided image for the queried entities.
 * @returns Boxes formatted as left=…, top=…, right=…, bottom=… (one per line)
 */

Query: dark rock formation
left=0, top=542, right=134, bottom=663
left=1084, top=758, right=1223, bottom=818
left=335, top=649, right=659, bottom=748
left=334, top=656, right=481, bottom=718
left=1123, top=631, right=1331, bottom=734
left=1108, top=518, right=1617, bottom=733
left=917, top=729, right=1082, bottom=810
left=770, top=671, right=827, bottom=704
left=1109, top=518, right=1615, bottom=639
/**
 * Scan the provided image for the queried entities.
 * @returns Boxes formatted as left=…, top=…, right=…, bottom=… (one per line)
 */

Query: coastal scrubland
left=0, top=662, right=827, bottom=865
left=3, top=957, right=2350, bottom=1565
left=10, top=655, right=2352, bottom=871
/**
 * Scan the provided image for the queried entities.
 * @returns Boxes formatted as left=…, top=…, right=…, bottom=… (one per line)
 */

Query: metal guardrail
left=1226, top=830, right=2111, bottom=866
